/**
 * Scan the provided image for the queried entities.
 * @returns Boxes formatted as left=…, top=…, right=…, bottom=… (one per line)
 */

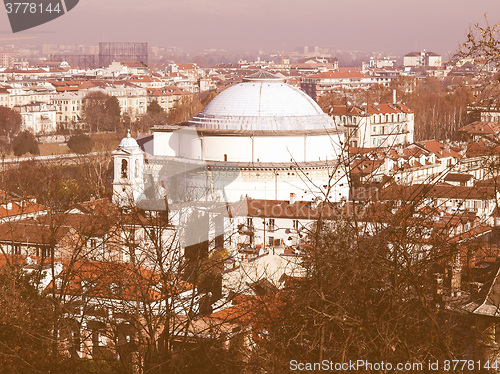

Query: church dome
left=188, top=71, right=334, bottom=132
left=118, top=130, right=140, bottom=150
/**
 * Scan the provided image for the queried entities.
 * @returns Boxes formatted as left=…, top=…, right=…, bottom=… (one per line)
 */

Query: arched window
left=121, top=159, right=128, bottom=179
left=135, top=159, right=139, bottom=178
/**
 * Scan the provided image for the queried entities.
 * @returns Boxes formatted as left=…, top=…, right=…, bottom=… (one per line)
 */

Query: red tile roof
left=459, top=121, right=500, bottom=135
left=47, top=260, right=191, bottom=302
left=380, top=184, right=496, bottom=201
left=0, top=221, right=70, bottom=245
left=417, top=140, right=460, bottom=158
left=466, top=140, right=500, bottom=157
left=146, top=86, right=186, bottom=97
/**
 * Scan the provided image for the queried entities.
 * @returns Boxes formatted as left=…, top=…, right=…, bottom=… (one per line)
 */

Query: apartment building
left=330, top=103, right=414, bottom=148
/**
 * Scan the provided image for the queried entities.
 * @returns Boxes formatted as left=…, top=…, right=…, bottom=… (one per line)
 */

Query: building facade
left=330, top=103, right=414, bottom=148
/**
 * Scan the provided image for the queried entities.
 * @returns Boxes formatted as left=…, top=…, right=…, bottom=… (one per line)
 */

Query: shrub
left=67, top=134, right=94, bottom=154
left=12, top=131, right=39, bottom=156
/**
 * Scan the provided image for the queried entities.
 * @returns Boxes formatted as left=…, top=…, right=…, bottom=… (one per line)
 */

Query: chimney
left=393, top=89, right=397, bottom=104
left=289, top=193, right=296, bottom=205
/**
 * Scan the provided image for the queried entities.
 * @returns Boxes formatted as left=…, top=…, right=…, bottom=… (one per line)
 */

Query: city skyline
left=1, top=0, right=499, bottom=56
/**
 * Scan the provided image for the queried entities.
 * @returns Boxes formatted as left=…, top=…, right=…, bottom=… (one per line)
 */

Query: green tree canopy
left=147, top=99, right=163, bottom=115
left=0, top=105, right=22, bottom=142
left=67, top=133, right=94, bottom=154
left=83, top=92, right=122, bottom=133
left=12, top=131, right=39, bottom=156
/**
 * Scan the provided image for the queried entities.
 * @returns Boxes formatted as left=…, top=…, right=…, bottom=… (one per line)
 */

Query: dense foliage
left=12, top=131, right=39, bottom=156
left=0, top=105, right=22, bottom=142
left=67, top=133, right=94, bottom=154
left=83, top=92, right=122, bottom=133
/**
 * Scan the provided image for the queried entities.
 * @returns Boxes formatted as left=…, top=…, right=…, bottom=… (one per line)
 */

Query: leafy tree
left=0, top=105, right=22, bottom=142
left=201, top=91, right=219, bottom=107
left=167, top=95, right=204, bottom=124
left=135, top=108, right=169, bottom=133
left=12, top=131, right=39, bottom=156
left=456, top=17, right=500, bottom=108
left=0, top=263, right=66, bottom=373
left=105, top=96, right=122, bottom=132
left=83, top=92, right=122, bottom=133
left=67, top=133, right=94, bottom=154
left=147, top=99, right=163, bottom=115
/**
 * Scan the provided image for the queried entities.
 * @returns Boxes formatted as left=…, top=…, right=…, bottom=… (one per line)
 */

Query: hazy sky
left=1, top=0, right=499, bottom=55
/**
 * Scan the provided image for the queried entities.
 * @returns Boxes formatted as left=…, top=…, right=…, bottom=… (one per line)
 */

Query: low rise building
left=403, top=51, right=442, bottom=67
left=146, top=86, right=188, bottom=113
left=14, top=101, right=57, bottom=134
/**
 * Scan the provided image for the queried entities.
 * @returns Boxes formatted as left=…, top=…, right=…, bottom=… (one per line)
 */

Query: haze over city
left=1, top=0, right=500, bottom=55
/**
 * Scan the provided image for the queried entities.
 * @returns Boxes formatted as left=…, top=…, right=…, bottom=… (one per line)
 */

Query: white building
left=107, top=61, right=148, bottom=75
left=368, top=57, right=396, bottom=68
left=86, top=84, right=147, bottom=119
left=50, top=91, right=86, bottom=130
left=329, top=103, right=414, bottom=148
left=112, top=71, right=349, bottom=253
left=14, top=102, right=57, bottom=134
left=403, top=51, right=442, bottom=68
left=4, top=81, right=55, bottom=107
left=0, top=86, right=9, bottom=107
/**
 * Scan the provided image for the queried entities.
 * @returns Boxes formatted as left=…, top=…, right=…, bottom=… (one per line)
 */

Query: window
left=41, top=247, right=50, bottom=258
left=293, top=220, right=299, bottom=231
left=268, top=236, right=274, bottom=246
left=121, top=159, right=128, bottom=179
left=267, top=219, right=276, bottom=231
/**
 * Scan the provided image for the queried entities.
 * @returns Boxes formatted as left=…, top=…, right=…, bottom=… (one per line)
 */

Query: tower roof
left=118, top=130, right=140, bottom=151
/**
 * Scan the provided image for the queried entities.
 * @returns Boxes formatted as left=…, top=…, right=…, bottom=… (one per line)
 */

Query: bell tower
left=112, top=130, right=144, bottom=207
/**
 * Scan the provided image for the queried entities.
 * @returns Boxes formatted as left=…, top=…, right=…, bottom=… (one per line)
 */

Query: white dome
left=118, top=130, right=140, bottom=150
left=189, top=72, right=334, bottom=131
